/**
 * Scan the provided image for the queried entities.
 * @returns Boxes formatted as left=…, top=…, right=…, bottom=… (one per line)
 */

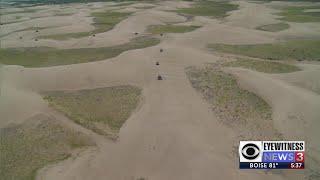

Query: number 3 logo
left=295, top=152, right=304, bottom=162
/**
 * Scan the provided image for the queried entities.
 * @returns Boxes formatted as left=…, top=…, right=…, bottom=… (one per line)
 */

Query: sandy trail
left=0, top=1, right=319, bottom=180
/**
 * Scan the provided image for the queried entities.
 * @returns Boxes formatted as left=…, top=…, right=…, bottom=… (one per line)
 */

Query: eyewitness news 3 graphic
left=239, top=141, right=305, bottom=169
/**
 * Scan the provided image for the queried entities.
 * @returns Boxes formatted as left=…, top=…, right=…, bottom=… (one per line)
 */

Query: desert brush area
left=0, top=0, right=320, bottom=180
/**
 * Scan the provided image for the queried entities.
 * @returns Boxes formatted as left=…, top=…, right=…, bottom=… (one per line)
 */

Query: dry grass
left=223, top=59, right=301, bottom=74
left=209, top=40, right=320, bottom=61
left=255, top=22, right=289, bottom=32
left=0, top=114, right=94, bottom=180
left=0, top=36, right=160, bottom=67
left=175, top=1, right=238, bottom=18
left=147, top=25, right=200, bottom=34
left=186, top=65, right=281, bottom=140
left=278, top=6, right=320, bottom=23
left=42, top=86, right=142, bottom=139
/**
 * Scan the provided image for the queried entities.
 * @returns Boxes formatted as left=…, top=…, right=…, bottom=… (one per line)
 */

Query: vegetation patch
left=256, top=22, right=289, bottom=32
left=110, top=2, right=134, bottom=7
left=0, top=36, right=160, bottom=67
left=223, top=59, right=301, bottom=73
left=39, top=11, right=131, bottom=40
left=175, top=1, right=238, bottom=18
left=0, top=114, right=94, bottom=180
left=278, top=6, right=320, bottom=23
left=20, top=26, right=50, bottom=31
left=209, top=40, right=320, bottom=61
left=0, top=19, right=25, bottom=25
left=134, top=5, right=155, bottom=10
left=39, top=31, right=91, bottom=40
left=0, top=26, right=50, bottom=38
left=3, top=0, right=145, bottom=6
left=0, top=8, right=39, bottom=15
left=90, top=11, right=131, bottom=34
left=252, top=0, right=320, bottom=2
left=147, top=25, right=201, bottom=34
left=253, top=0, right=319, bottom=2
left=186, top=65, right=280, bottom=139
left=42, top=86, right=142, bottom=138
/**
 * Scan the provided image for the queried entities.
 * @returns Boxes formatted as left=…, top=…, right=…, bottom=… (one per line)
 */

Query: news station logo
left=239, top=141, right=305, bottom=169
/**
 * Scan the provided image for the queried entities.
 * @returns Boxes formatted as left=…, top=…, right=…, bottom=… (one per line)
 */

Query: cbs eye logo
left=241, top=143, right=260, bottom=160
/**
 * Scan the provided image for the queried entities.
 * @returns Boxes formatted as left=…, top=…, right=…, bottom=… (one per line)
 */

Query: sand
left=0, top=0, right=319, bottom=180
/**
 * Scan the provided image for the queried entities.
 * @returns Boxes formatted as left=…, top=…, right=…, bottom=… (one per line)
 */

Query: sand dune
left=0, top=1, right=319, bottom=180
